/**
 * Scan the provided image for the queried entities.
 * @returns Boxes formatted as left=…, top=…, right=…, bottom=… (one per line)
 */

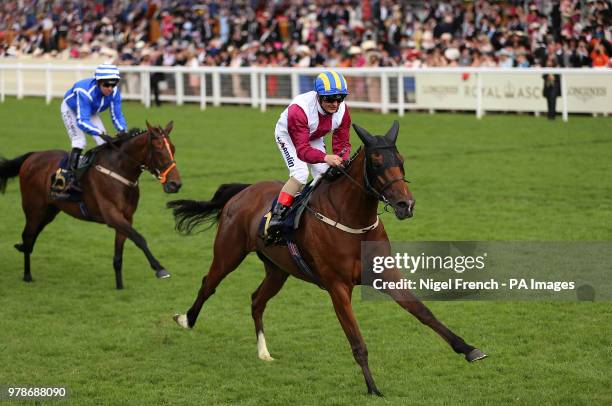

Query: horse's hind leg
left=174, top=236, right=249, bottom=329
left=251, top=256, right=289, bottom=361
left=17, top=205, right=60, bottom=282
left=113, top=232, right=127, bottom=289
left=327, top=281, right=383, bottom=397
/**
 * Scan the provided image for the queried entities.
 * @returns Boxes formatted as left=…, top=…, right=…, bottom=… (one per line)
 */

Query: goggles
left=321, top=94, right=346, bottom=103
left=101, top=81, right=119, bottom=88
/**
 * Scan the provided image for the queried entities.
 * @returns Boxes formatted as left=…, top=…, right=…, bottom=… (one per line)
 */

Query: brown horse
left=0, top=121, right=181, bottom=289
left=168, top=121, right=485, bottom=396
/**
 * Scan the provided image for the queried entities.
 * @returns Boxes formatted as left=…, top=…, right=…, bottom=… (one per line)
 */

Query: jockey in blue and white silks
left=57, top=63, right=128, bottom=194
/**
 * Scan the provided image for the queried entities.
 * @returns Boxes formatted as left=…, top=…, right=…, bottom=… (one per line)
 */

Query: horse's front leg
left=102, top=208, right=170, bottom=279
left=326, top=279, right=383, bottom=397
left=379, top=268, right=486, bottom=362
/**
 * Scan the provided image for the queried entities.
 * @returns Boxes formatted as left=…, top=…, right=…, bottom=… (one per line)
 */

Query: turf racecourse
left=0, top=97, right=610, bottom=405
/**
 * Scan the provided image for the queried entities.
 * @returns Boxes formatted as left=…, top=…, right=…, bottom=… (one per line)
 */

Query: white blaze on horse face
left=257, top=331, right=274, bottom=361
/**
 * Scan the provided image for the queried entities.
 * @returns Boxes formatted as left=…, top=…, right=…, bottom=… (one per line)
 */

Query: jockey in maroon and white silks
left=267, top=70, right=351, bottom=241
left=275, top=90, right=351, bottom=183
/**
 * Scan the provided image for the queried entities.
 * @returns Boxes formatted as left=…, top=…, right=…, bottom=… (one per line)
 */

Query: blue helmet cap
left=95, top=64, right=121, bottom=81
left=314, top=70, right=349, bottom=96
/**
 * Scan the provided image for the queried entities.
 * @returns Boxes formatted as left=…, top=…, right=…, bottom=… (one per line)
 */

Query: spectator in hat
left=363, top=41, right=382, bottom=105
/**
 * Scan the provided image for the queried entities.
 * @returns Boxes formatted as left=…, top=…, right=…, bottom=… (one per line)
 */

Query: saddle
left=260, top=162, right=346, bottom=244
left=260, top=181, right=317, bottom=245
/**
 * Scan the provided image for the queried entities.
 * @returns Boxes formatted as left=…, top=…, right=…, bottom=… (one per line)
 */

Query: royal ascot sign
left=415, top=72, right=612, bottom=113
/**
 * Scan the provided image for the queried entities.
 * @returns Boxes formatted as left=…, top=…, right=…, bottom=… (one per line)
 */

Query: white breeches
left=275, top=132, right=329, bottom=185
left=61, top=100, right=107, bottom=149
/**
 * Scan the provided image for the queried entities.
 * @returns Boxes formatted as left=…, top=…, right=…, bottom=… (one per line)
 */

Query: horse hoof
left=258, top=353, right=275, bottom=362
left=23, top=276, right=33, bottom=283
left=368, top=388, right=384, bottom=397
left=466, top=348, right=487, bottom=362
left=173, top=314, right=191, bottom=329
left=156, top=269, right=171, bottom=279
left=14, top=243, right=25, bottom=253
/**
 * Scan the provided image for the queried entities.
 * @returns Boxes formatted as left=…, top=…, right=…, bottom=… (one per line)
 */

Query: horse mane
left=113, top=128, right=148, bottom=144
left=91, top=128, right=148, bottom=152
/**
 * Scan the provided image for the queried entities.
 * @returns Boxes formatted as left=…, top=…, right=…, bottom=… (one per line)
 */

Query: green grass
left=0, top=97, right=611, bottom=405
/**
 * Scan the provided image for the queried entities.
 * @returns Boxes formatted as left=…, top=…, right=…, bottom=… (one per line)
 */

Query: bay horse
left=168, top=121, right=485, bottom=396
left=0, top=121, right=181, bottom=289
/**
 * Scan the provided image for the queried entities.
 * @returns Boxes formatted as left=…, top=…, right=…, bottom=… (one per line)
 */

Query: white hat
left=444, top=48, right=460, bottom=60
left=348, top=46, right=362, bottom=55
left=361, top=40, right=377, bottom=51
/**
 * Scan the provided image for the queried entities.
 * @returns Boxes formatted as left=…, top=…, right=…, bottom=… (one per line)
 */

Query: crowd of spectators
left=1, top=0, right=611, bottom=70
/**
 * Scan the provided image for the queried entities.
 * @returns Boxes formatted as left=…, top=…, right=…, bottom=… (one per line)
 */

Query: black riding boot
left=66, top=147, right=82, bottom=191
left=267, top=202, right=290, bottom=242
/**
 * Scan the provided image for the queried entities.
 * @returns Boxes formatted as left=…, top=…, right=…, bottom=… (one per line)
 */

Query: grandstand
left=1, top=1, right=610, bottom=68
left=1, top=1, right=611, bottom=118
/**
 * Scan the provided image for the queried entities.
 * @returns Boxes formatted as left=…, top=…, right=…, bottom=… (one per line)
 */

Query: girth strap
left=95, top=165, right=138, bottom=187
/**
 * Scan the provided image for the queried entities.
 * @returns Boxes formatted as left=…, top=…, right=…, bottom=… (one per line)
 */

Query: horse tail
left=0, top=153, right=33, bottom=194
left=167, top=183, right=251, bottom=234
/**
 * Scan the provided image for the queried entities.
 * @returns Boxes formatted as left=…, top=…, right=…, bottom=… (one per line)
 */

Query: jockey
left=267, top=70, right=352, bottom=240
left=56, top=63, right=127, bottom=193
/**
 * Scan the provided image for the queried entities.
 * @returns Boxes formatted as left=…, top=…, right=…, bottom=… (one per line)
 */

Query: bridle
left=141, top=132, right=176, bottom=184
left=336, top=145, right=409, bottom=212
left=304, top=145, right=408, bottom=234
left=103, top=129, right=176, bottom=186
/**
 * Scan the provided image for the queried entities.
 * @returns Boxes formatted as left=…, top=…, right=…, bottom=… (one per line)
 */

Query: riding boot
left=267, top=201, right=290, bottom=241
left=66, top=147, right=82, bottom=192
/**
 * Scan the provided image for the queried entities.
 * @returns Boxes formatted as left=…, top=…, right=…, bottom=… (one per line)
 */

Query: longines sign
left=416, top=73, right=612, bottom=113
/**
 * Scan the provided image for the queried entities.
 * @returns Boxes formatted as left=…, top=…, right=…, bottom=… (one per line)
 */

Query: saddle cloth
left=258, top=180, right=325, bottom=288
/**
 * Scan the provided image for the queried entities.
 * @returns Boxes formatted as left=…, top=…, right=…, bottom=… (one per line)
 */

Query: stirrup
left=68, top=180, right=82, bottom=193
left=265, top=228, right=283, bottom=245
left=265, top=205, right=289, bottom=245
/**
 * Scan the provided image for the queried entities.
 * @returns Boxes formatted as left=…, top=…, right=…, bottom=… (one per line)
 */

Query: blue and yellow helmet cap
left=314, top=70, right=349, bottom=96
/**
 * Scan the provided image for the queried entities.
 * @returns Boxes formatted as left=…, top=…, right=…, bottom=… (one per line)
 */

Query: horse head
left=145, top=120, right=182, bottom=193
left=352, top=121, right=415, bottom=219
